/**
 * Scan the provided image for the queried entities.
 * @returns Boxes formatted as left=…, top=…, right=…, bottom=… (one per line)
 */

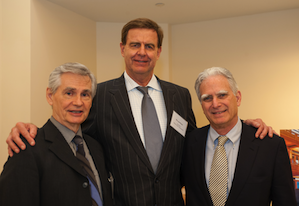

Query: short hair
left=194, top=67, right=238, bottom=103
left=48, top=62, right=97, bottom=98
left=121, top=18, right=164, bottom=48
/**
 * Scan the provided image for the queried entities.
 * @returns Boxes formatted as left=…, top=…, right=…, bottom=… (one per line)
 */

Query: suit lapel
left=108, top=75, right=152, bottom=171
left=155, top=80, right=177, bottom=173
left=192, top=126, right=214, bottom=205
left=44, top=121, right=86, bottom=177
left=226, top=123, right=259, bottom=206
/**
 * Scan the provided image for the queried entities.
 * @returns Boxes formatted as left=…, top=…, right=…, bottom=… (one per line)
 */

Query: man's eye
left=146, top=45, right=154, bottom=49
left=82, top=93, right=91, bottom=99
left=66, top=92, right=72, bottom=96
left=218, top=94, right=227, bottom=98
left=131, top=44, right=140, bottom=48
left=203, top=96, right=212, bottom=102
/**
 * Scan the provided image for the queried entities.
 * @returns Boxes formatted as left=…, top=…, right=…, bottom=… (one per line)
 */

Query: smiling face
left=46, top=72, right=92, bottom=133
left=120, top=28, right=162, bottom=86
left=199, top=75, right=241, bottom=134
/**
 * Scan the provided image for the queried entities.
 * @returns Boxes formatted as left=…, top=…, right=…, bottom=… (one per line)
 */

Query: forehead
left=59, top=72, right=92, bottom=90
left=127, top=28, right=158, bottom=43
left=200, top=75, right=231, bottom=94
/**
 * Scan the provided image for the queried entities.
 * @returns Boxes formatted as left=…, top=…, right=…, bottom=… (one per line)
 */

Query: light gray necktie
left=137, top=86, right=163, bottom=173
left=209, top=136, right=229, bottom=206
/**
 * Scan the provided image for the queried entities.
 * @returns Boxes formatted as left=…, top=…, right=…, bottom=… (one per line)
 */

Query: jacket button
left=83, top=182, right=89, bottom=188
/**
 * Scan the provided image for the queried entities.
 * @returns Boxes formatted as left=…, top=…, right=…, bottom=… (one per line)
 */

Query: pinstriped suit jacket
left=82, top=74, right=196, bottom=206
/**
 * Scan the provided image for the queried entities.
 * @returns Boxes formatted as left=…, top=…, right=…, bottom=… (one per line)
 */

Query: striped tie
left=73, top=135, right=103, bottom=206
left=209, top=136, right=229, bottom=206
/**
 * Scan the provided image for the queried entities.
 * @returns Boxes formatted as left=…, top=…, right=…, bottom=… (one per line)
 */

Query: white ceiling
left=46, top=0, right=299, bottom=24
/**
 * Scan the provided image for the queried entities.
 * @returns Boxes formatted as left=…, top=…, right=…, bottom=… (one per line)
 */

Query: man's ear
left=157, top=46, right=162, bottom=59
left=46, top=88, right=54, bottom=106
left=120, top=42, right=125, bottom=57
left=236, top=90, right=242, bottom=107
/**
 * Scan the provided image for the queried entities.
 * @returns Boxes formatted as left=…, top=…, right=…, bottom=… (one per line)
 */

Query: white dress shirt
left=124, top=71, right=167, bottom=147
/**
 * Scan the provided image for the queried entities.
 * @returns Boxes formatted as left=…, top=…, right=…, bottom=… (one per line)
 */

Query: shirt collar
left=209, top=117, right=242, bottom=144
left=50, top=116, right=83, bottom=144
left=124, top=71, right=162, bottom=92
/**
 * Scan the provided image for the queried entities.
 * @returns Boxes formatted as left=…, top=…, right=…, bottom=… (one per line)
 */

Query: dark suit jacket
left=182, top=122, right=296, bottom=206
left=0, top=120, right=113, bottom=206
left=82, top=74, right=196, bottom=206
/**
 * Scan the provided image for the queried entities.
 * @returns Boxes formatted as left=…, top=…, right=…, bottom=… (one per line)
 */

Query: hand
left=7, top=122, right=38, bottom=157
left=244, top=118, right=278, bottom=139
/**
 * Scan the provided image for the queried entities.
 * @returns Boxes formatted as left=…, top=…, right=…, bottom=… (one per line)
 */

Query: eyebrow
left=200, top=94, right=210, bottom=101
left=216, top=90, right=228, bottom=95
left=200, top=90, right=228, bottom=100
left=63, top=87, right=92, bottom=94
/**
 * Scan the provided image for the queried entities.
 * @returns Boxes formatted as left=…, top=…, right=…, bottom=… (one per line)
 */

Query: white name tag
left=170, top=111, right=188, bottom=137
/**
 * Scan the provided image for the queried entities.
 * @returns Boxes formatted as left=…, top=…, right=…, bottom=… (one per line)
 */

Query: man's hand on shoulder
left=244, top=118, right=278, bottom=139
left=7, top=122, right=37, bottom=157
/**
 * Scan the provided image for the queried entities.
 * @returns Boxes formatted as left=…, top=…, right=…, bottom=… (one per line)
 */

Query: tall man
left=182, top=67, right=296, bottom=206
left=6, top=19, right=272, bottom=206
left=0, top=63, right=113, bottom=206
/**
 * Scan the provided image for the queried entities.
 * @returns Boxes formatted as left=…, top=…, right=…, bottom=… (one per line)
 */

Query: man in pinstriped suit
left=6, top=18, right=272, bottom=206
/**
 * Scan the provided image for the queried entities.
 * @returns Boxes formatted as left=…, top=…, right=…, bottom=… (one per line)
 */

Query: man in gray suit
left=6, top=19, right=272, bottom=206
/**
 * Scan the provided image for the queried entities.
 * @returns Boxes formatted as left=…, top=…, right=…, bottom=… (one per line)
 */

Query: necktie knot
left=137, top=86, right=149, bottom=95
left=73, top=135, right=85, bottom=156
left=218, top=136, right=228, bottom=146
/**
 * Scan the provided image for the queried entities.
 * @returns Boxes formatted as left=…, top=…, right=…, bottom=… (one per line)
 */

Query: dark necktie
left=73, top=135, right=103, bottom=206
left=209, top=136, right=229, bottom=206
left=137, top=86, right=163, bottom=173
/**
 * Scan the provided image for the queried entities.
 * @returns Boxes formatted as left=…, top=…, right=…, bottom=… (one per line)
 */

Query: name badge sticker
left=170, top=111, right=188, bottom=137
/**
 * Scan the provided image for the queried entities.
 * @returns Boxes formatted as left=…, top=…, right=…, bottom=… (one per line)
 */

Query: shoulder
left=158, top=78, right=189, bottom=91
left=97, top=75, right=124, bottom=88
left=241, top=122, right=284, bottom=144
left=185, top=125, right=210, bottom=142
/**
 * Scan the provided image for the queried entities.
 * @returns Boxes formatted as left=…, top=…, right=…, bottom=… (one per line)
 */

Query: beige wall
left=0, top=0, right=96, bottom=170
left=171, top=8, right=299, bottom=132
left=1, top=0, right=32, bottom=170
left=96, top=22, right=171, bottom=82
left=1, top=2, right=299, bottom=172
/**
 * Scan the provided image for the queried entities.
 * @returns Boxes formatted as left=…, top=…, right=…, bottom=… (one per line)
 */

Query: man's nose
left=137, top=45, right=146, bottom=56
left=73, top=95, right=83, bottom=106
left=212, top=98, right=221, bottom=108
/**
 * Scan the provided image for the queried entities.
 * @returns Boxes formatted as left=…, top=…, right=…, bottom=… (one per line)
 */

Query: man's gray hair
left=194, top=67, right=238, bottom=103
left=48, top=62, right=97, bottom=98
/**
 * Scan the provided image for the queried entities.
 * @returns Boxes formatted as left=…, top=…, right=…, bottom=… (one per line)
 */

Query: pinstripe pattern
left=82, top=74, right=197, bottom=206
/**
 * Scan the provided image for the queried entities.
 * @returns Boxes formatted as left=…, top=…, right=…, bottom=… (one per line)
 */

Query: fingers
left=15, top=122, right=36, bottom=146
left=8, top=146, right=14, bottom=157
left=6, top=132, right=22, bottom=155
left=6, top=122, right=38, bottom=156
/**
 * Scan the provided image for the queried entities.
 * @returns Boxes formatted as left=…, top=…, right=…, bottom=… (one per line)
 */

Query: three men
left=6, top=19, right=272, bottom=206
left=0, top=63, right=113, bottom=206
left=182, top=67, right=296, bottom=205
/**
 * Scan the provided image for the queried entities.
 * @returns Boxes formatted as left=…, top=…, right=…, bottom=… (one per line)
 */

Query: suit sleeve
left=185, top=88, right=197, bottom=134
left=271, top=138, right=297, bottom=205
left=0, top=139, right=40, bottom=206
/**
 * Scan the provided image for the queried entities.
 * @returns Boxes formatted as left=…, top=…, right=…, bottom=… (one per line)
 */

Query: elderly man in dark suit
left=6, top=19, right=272, bottom=206
left=182, top=67, right=296, bottom=206
left=0, top=63, right=113, bottom=206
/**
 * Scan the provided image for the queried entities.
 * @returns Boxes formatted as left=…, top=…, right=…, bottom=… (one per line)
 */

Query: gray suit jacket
left=0, top=120, right=113, bottom=206
left=182, top=122, right=296, bottom=206
left=83, top=74, right=196, bottom=206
